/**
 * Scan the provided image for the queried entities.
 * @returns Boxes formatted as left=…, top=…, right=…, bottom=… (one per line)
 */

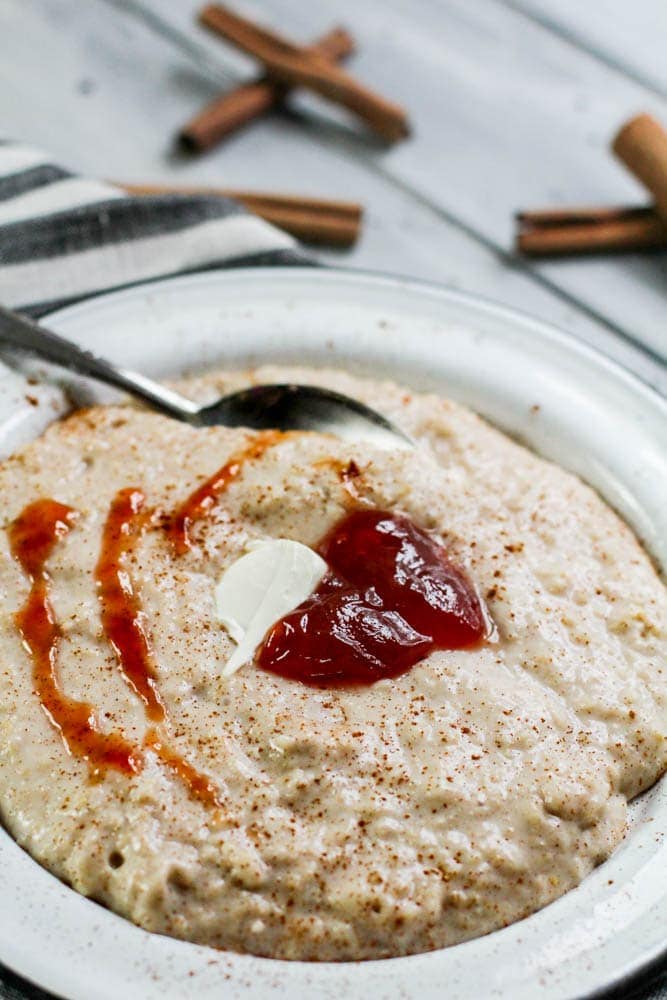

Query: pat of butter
left=215, top=539, right=327, bottom=677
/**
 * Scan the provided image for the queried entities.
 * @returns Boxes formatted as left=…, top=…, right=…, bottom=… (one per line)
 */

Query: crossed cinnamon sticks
left=518, top=114, right=667, bottom=257
left=180, top=5, right=409, bottom=149
left=180, top=26, right=356, bottom=151
left=162, top=6, right=413, bottom=248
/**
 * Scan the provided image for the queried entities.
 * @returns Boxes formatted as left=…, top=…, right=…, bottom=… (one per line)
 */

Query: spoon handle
left=0, top=305, right=200, bottom=421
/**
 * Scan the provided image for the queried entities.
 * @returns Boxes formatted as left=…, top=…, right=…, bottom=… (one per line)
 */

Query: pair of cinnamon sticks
left=182, top=5, right=409, bottom=150
left=518, top=114, right=667, bottom=257
left=128, top=5, right=413, bottom=249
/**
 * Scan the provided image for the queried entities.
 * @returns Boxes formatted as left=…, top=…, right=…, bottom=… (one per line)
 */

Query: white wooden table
left=0, top=2, right=665, bottom=998
left=0, top=0, right=664, bottom=393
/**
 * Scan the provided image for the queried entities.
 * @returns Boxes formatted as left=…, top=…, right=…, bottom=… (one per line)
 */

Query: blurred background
left=0, top=0, right=665, bottom=391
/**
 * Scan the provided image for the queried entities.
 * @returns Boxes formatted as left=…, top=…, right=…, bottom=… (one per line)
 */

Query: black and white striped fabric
left=0, top=139, right=310, bottom=317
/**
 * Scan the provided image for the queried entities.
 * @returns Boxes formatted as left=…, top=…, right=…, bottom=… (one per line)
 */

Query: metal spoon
left=0, top=305, right=412, bottom=450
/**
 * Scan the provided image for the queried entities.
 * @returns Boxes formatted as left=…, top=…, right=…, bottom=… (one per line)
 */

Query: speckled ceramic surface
left=0, top=268, right=664, bottom=1000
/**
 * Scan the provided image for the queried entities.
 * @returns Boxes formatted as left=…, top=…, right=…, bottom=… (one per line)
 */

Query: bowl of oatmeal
left=0, top=268, right=664, bottom=999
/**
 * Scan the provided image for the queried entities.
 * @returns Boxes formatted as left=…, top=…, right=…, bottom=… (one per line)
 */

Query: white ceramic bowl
left=0, top=268, right=664, bottom=1000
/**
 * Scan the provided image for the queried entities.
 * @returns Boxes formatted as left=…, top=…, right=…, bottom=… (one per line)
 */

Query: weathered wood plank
left=0, top=0, right=662, bottom=391
left=505, top=0, right=667, bottom=97
left=123, top=0, right=667, bottom=362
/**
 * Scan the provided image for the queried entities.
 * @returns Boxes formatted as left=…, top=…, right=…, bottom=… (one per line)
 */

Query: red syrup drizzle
left=9, top=499, right=142, bottom=775
left=96, top=488, right=224, bottom=808
left=96, top=488, right=165, bottom=722
left=168, top=430, right=286, bottom=555
left=144, top=728, right=224, bottom=809
left=258, top=509, right=487, bottom=686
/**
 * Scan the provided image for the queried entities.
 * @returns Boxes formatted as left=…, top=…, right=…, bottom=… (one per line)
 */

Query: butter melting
left=215, top=539, right=327, bottom=677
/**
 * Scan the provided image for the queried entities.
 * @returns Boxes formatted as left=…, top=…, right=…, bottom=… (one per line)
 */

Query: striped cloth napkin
left=0, top=138, right=310, bottom=316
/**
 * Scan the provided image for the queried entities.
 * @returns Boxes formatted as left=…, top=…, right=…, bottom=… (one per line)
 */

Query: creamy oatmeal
left=0, top=366, right=664, bottom=961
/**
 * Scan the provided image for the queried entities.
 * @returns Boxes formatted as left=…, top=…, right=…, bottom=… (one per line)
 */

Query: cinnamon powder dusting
left=144, top=728, right=224, bottom=809
left=314, top=456, right=366, bottom=504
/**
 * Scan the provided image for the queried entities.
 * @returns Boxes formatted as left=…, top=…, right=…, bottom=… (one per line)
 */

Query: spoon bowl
left=196, top=382, right=411, bottom=449
left=0, top=305, right=412, bottom=450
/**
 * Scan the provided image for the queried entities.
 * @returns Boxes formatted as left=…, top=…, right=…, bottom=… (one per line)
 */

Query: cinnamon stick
left=180, top=26, right=355, bottom=151
left=199, top=4, right=409, bottom=142
left=518, top=205, right=657, bottom=226
left=516, top=205, right=667, bottom=256
left=613, top=113, right=667, bottom=222
left=117, top=183, right=363, bottom=247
